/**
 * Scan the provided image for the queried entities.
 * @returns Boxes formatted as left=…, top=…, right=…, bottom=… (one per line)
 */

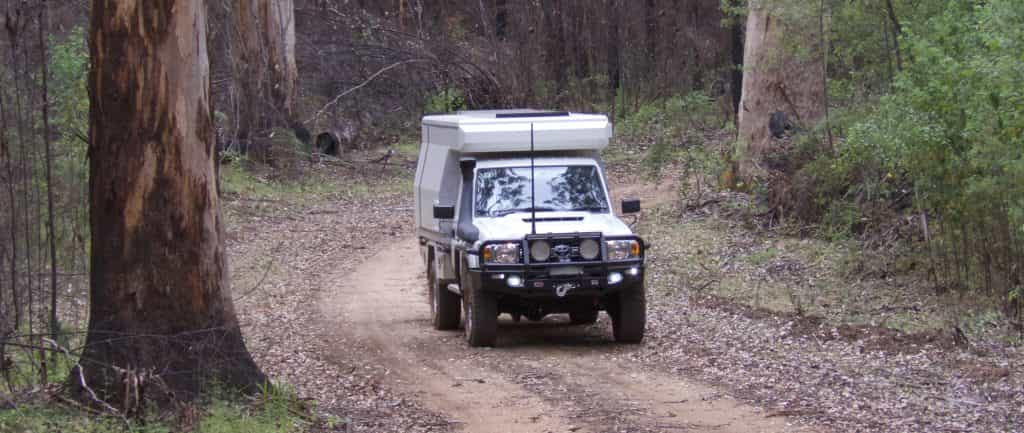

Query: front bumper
left=470, top=262, right=644, bottom=298
left=470, top=234, right=646, bottom=298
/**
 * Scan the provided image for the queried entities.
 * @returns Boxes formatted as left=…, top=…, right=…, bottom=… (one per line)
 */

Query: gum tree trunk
left=81, top=0, right=265, bottom=402
left=232, top=0, right=297, bottom=154
left=736, top=2, right=825, bottom=180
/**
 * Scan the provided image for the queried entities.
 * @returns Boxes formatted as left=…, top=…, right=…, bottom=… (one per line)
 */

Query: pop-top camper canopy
left=421, top=110, right=611, bottom=153
left=415, top=110, right=612, bottom=236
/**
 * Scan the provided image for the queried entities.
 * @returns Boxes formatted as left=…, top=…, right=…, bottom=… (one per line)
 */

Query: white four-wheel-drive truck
left=414, top=110, right=646, bottom=347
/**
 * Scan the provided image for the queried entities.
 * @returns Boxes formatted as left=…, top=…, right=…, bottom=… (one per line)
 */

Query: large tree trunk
left=231, top=0, right=297, bottom=154
left=605, top=0, right=621, bottom=95
left=82, top=0, right=264, bottom=403
left=736, top=4, right=825, bottom=179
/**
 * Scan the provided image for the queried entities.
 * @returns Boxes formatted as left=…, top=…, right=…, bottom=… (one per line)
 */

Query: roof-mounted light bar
left=495, top=111, right=570, bottom=119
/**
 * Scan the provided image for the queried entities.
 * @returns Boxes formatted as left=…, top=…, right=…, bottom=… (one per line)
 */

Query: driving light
left=606, top=240, right=640, bottom=261
left=627, top=267, right=640, bottom=277
left=484, top=242, right=520, bottom=264
left=608, top=272, right=623, bottom=285
left=507, top=275, right=523, bottom=287
left=580, top=238, right=600, bottom=260
left=530, top=240, right=551, bottom=262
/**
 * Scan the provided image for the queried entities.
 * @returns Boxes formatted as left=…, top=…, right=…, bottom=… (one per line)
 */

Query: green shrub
left=619, top=93, right=717, bottom=140
left=616, top=93, right=721, bottom=178
left=678, top=144, right=726, bottom=207
left=796, top=0, right=1024, bottom=318
left=424, top=88, right=466, bottom=114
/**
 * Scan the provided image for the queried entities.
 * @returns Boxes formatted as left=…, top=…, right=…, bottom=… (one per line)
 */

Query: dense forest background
left=0, top=0, right=1021, bottom=420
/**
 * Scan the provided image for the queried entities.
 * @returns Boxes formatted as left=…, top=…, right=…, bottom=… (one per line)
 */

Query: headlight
left=483, top=242, right=520, bottom=264
left=530, top=240, right=551, bottom=262
left=606, top=239, right=640, bottom=260
left=579, top=239, right=600, bottom=260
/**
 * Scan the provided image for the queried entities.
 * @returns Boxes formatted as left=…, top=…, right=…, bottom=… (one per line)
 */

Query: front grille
left=528, top=237, right=599, bottom=264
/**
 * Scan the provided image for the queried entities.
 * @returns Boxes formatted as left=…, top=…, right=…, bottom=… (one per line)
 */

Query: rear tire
left=609, top=285, right=646, bottom=343
left=428, top=251, right=460, bottom=330
left=462, top=266, right=497, bottom=347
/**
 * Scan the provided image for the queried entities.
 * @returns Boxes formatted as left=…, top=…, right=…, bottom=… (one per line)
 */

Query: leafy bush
left=619, top=93, right=717, bottom=140
left=424, top=88, right=465, bottom=114
left=677, top=144, right=726, bottom=208
left=616, top=93, right=720, bottom=178
left=799, top=0, right=1024, bottom=319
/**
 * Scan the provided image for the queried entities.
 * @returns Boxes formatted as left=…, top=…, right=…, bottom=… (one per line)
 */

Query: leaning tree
left=80, top=0, right=264, bottom=403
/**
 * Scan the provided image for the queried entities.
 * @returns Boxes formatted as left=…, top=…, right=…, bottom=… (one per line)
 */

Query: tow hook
left=555, top=282, right=577, bottom=298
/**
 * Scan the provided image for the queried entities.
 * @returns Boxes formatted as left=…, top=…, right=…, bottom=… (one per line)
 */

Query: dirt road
left=231, top=174, right=1022, bottom=433
left=319, top=238, right=804, bottom=433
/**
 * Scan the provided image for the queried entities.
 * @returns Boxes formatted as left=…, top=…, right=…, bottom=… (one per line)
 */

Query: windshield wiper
left=492, top=206, right=556, bottom=217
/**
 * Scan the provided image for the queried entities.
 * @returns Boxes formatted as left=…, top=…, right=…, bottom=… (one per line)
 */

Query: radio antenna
left=530, top=123, right=537, bottom=235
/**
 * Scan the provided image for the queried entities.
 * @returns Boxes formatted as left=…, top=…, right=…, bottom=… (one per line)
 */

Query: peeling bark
left=82, top=0, right=264, bottom=403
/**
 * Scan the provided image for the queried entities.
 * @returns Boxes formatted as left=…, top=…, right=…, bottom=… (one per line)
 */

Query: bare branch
left=306, top=58, right=431, bottom=128
left=43, top=338, right=128, bottom=426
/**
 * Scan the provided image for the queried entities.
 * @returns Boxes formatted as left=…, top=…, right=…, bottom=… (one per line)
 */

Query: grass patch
left=393, top=136, right=421, bottom=159
left=199, top=384, right=309, bottom=433
left=636, top=195, right=1014, bottom=338
left=0, top=383, right=309, bottom=433
left=220, top=153, right=414, bottom=209
left=0, top=403, right=169, bottom=433
left=220, top=160, right=338, bottom=204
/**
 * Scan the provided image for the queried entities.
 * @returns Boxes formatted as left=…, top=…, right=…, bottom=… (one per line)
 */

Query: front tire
left=462, top=266, right=497, bottom=347
left=428, top=252, right=460, bottom=330
left=609, top=285, right=646, bottom=343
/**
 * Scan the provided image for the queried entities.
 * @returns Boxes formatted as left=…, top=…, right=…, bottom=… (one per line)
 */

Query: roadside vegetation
left=0, top=384, right=311, bottom=433
left=600, top=0, right=1024, bottom=349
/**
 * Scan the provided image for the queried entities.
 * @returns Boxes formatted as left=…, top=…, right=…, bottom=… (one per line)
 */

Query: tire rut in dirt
left=465, top=336, right=803, bottom=433
left=321, top=239, right=583, bottom=433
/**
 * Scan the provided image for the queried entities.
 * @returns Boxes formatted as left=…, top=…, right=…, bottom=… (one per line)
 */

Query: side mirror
left=433, top=204, right=455, bottom=220
left=621, top=199, right=641, bottom=214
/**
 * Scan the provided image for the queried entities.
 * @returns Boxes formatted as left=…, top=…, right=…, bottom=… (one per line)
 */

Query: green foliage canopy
left=845, top=0, right=1024, bottom=229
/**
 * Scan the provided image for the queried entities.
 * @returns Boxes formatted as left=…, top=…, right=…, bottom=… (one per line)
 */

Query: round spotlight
left=506, top=275, right=523, bottom=288
left=530, top=240, right=551, bottom=262
left=579, top=239, right=600, bottom=260
left=607, top=272, right=624, bottom=285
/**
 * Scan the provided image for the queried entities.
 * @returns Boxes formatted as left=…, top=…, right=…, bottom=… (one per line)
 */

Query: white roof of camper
left=422, top=110, right=611, bottom=153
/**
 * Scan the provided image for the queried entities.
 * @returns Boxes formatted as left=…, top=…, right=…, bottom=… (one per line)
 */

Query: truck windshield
left=474, top=165, right=609, bottom=217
